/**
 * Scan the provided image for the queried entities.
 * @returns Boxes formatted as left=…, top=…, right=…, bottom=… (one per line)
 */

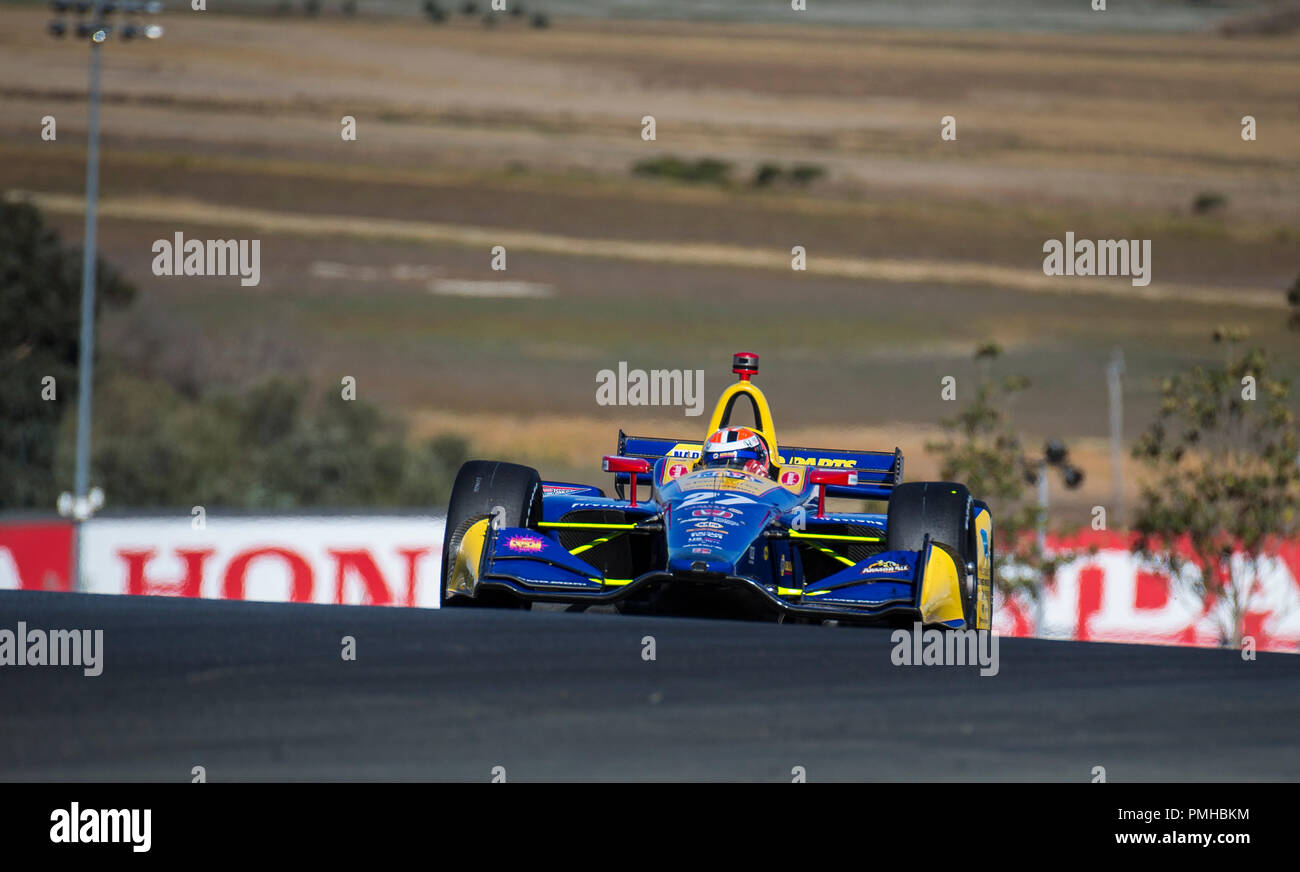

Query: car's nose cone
left=668, top=554, right=733, bottom=575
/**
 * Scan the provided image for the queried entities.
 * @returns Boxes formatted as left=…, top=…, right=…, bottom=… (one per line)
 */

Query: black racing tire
left=440, top=460, right=541, bottom=608
left=886, top=481, right=976, bottom=627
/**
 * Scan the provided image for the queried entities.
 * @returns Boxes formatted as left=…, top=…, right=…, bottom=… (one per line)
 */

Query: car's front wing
left=450, top=519, right=974, bottom=627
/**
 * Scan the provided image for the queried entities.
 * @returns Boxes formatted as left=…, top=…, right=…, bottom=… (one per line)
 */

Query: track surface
left=1, top=590, right=1298, bottom=781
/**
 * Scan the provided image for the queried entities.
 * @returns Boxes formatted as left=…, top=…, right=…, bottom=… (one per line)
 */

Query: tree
left=1130, top=332, right=1299, bottom=647
left=80, top=374, right=470, bottom=510
left=0, top=200, right=135, bottom=510
left=4, top=200, right=467, bottom=513
left=925, top=344, right=1062, bottom=596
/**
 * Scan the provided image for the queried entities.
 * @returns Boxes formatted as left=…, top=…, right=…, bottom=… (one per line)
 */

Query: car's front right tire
left=886, top=481, right=977, bottom=627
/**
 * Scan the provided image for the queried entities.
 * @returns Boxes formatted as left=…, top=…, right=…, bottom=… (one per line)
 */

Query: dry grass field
left=2, top=8, right=1297, bottom=519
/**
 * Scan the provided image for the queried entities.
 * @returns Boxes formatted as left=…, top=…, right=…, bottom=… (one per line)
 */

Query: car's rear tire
left=441, top=460, right=541, bottom=608
left=886, top=481, right=976, bottom=627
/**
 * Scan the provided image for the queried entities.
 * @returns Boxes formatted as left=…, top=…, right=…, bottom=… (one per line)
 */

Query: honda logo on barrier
left=77, top=517, right=444, bottom=608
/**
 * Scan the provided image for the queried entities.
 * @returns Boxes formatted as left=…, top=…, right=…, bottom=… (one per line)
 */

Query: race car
left=440, top=352, right=993, bottom=628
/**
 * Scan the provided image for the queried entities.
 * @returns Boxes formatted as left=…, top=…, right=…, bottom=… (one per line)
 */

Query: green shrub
left=632, top=156, right=733, bottom=186
left=1192, top=191, right=1227, bottom=214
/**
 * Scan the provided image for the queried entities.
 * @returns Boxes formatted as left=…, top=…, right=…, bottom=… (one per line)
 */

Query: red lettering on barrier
left=397, top=548, right=431, bottom=607
left=223, top=547, right=313, bottom=602
left=1243, top=611, right=1268, bottom=651
left=1276, top=539, right=1300, bottom=594
left=119, top=548, right=213, bottom=598
left=1134, top=570, right=1168, bottom=610
left=328, top=549, right=392, bottom=606
left=1076, top=566, right=1104, bottom=641
left=0, top=522, right=74, bottom=591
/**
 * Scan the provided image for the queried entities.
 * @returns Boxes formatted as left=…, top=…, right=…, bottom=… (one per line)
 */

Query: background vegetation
left=0, top=201, right=467, bottom=512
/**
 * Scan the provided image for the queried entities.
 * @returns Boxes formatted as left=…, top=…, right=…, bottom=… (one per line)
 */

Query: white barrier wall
left=81, top=516, right=445, bottom=608
left=992, top=532, right=1300, bottom=652
left=62, top=517, right=1300, bottom=651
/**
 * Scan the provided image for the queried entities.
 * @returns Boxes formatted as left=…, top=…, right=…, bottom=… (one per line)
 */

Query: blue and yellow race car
left=441, top=352, right=993, bottom=628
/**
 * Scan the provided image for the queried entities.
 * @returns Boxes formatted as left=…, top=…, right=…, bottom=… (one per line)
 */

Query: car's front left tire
left=440, top=460, right=541, bottom=608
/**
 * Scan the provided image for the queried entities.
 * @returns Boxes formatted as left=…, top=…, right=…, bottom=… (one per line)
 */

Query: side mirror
left=603, top=456, right=651, bottom=507
left=807, top=469, right=857, bottom=518
left=602, top=456, right=650, bottom=475
left=807, top=469, right=858, bottom=487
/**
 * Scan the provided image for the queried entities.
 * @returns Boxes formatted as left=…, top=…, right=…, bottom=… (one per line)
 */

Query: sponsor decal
left=779, top=470, right=802, bottom=486
left=505, top=535, right=545, bottom=553
left=73, top=516, right=440, bottom=607
left=693, top=521, right=724, bottom=530
left=667, top=463, right=691, bottom=478
left=518, top=577, right=597, bottom=588
left=689, top=531, right=724, bottom=540
left=686, top=519, right=742, bottom=530
left=542, top=485, right=589, bottom=496
left=693, top=509, right=734, bottom=519
left=864, top=560, right=910, bottom=575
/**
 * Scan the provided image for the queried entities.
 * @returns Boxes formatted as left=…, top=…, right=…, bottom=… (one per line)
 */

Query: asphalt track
left=1, top=590, right=1298, bottom=781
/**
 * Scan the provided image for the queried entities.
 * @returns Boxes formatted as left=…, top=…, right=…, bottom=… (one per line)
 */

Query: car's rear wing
left=616, top=431, right=903, bottom=501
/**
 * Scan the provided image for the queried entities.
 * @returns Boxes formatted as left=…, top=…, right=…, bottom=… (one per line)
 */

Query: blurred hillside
left=1, top=8, right=1297, bottom=520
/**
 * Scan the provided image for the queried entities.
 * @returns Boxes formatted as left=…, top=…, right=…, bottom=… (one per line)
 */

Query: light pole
left=49, top=0, right=164, bottom=590
left=1107, top=348, right=1125, bottom=528
left=74, top=6, right=105, bottom=523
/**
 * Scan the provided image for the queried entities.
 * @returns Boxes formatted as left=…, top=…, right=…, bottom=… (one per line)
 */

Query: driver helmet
left=700, top=427, right=770, bottom=477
